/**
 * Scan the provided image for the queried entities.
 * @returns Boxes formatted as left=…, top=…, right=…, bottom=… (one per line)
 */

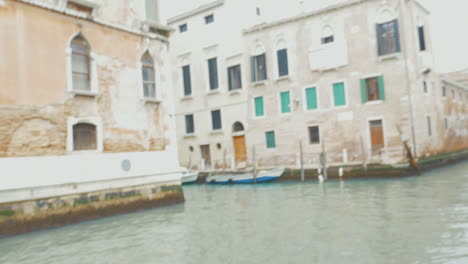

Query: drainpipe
left=399, top=0, right=418, bottom=157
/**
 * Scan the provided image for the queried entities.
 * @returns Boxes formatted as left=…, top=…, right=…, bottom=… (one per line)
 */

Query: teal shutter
left=254, top=97, right=264, bottom=117
left=280, top=91, right=291, bottom=113
left=360, top=79, right=368, bottom=103
left=378, top=75, right=385, bottom=100
left=305, top=87, right=317, bottom=110
left=394, top=19, right=401, bottom=53
left=333, top=83, right=346, bottom=106
left=266, top=131, right=276, bottom=148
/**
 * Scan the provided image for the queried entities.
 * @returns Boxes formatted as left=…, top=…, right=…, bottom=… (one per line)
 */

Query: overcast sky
left=159, top=0, right=468, bottom=73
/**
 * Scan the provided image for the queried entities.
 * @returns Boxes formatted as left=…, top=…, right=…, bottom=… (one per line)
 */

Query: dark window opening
left=185, top=114, right=194, bottom=134
left=205, top=14, right=214, bottom=24
left=377, top=19, right=401, bottom=56
left=418, top=26, right=426, bottom=51
left=308, top=126, right=320, bottom=144
left=228, top=65, right=242, bottom=90
left=73, top=123, right=97, bottom=151
left=277, top=49, right=289, bottom=77
left=211, top=110, right=222, bottom=130
left=232, top=122, right=244, bottom=133
left=321, top=35, right=334, bottom=44
left=251, top=53, right=267, bottom=82
left=179, top=24, right=187, bottom=33
left=208, top=58, right=219, bottom=90
left=182, top=65, right=191, bottom=96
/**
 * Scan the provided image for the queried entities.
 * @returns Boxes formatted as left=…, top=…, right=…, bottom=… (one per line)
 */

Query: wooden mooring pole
left=300, top=139, right=304, bottom=182
left=252, top=145, right=257, bottom=184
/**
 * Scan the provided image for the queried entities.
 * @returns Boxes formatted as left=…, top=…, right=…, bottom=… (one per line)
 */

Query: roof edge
left=167, top=0, right=224, bottom=24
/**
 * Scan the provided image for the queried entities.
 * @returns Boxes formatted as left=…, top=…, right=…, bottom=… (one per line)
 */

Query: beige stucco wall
left=0, top=0, right=175, bottom=157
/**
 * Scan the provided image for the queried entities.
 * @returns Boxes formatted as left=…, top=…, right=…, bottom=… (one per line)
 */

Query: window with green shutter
left=265, top=131, right=276, bottom=149
left=280, top=91, right=291, bottom=113
left=305, top=87, right=318, bottom=110
left=332, top=82, right=346, bottom=106
left=254, top=96, right=264, bottom=117
left=208, top=58, right=218, bottom=90
left=277, top=49, right=289, bottom=77
left=361, top=76, right=385, bottom=103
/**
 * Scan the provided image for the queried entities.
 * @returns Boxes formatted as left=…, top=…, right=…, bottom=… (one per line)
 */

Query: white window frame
left=360, top=73, right=384, bottom=105
left=67, top=116, right=103, bottom=153
left=375, top=7, right=400, bottom=60
left=184, top=113, right=196, bottom=136
left=273, top=38, right=290, bottom=80
left=66, top=33, right=99, bottom=97
left=209, top=108, right=223, bottom=133
left=330, top=80, right=349, bottom=109
left=251, top=43, right=267, bottom=85
left=138, top=50, right=161, bottom=103
left=252, top=95, right=266, bottom=120
left=303, top=84, right=320, bottom=112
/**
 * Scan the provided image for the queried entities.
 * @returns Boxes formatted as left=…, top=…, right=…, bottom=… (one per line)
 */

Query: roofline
left=16, top=0, right=170, bottom=42
left=243, top=0, right=367, bottom=34
left=412, top=0, right=431, bottom=14
left=167, top=0, right=224, bottom=24
left=442, top=79, right=468, bottom=91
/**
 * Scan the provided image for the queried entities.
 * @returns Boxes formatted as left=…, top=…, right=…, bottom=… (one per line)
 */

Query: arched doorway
left=232, top=122, right=247, bottom=164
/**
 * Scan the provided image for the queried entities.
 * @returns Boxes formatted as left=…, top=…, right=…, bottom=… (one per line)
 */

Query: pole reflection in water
left=1, top=161, right=468, bottom=264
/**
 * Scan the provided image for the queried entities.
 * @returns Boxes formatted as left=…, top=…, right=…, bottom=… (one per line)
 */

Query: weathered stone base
left=0, top=184, right=184, bottom=238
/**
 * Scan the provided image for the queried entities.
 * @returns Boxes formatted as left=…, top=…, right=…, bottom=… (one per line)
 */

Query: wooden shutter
left=280, top=91, right=291, bottom=113
left=394, top=19, right=401, bottom=53
left=360, top=79, right=368, bottom=103
left=211, top=110, right=222, bottom=130
left=208, top=58, right=218, bottom=90
left=182, top=65, right=191, bottom=96
left=378, top=75, right=385, bottom=100
left=277, top=49, right=289, bottom=77
left=305, top=87, right=317, bottom=110
left=266, top=131, right=276, bottom=148
left=254, top=97, right=264, bottom=117
left=333, top=83, right=346, bottom=106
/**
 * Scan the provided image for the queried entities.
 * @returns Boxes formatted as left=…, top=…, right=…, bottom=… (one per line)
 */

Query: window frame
left=179, top=23, right=187, bottom=33
left=376, top=19, right=401, bottom=56
left=181, top=64, right=192, bottom=97
left=303, top=85, right=320, bottom=112
left=331, top=81, right=348, bottom=108
left=227, top=64, right=242, bottom=91
left=278, top=90, right=292, bottom=115
left=210, top=109, right=222, bottom=132
left=141, top=51, right=157, bottom=101
left=207, top=57, right=219, bottom=91
left=265, top=130, right=276, bottom=149
left=67, top=116, right=103, bottom=153
left=185, top=114, right=195, bottom=135
left=253, top=96, right=265, bottom=118
left=308, top=126, right=320, bottom=144
left=276, top=48, right=289, bottom=78
left=418, top=26, right=426, bottom=51
left=251, top=53, right=267, bottom=83
left=204, top=14, right=214, bottom=24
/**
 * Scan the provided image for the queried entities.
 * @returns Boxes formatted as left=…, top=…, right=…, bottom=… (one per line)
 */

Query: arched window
left=73, top=123, right=97, bottom=150
left=376, top=8, right=400, bottom=56
left=232, top=122, right=245, bottom=133
left=141, top=51, right=156, bottom=99
left=70, top=35, right=91, bottom=91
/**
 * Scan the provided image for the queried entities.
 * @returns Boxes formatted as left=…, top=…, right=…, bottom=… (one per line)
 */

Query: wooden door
left=369, top=120, right=384, bottom=155
left=233, top=135, right=247, bottom=163
left=200, top=145, right=211, bottom=168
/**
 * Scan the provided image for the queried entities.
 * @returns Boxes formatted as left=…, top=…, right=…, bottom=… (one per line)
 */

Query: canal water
left=1, top=161, right=468, bottom=264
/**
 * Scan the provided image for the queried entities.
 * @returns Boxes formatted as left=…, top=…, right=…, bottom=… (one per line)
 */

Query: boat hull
left=182, top=172, right=199, bottom=184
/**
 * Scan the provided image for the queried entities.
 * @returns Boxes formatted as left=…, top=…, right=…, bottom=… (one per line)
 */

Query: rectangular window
left=305, top=87, right=318, bottom=110
left=308, top=126, right=320, bottom=144
left=251, top=54, right=267, bottom=82
left=205, top=14, right=214, bottom=24
left=442, top=86, right=446, bottom=97
left=377, top=19, right=401, bottom=56
left=277, top=49, right=289, bottom=77
left=333, top=82, right=346, bottom=106
left=265, top=131, right=276, bottom=149
left=211, top=109, right=222, bottom=130
left=321, top=35, right=334, bottom=44
left=254, top=96, right=264, bottom=117
left=418, top=26, right=426, bottom=51
left=280, top=91, right=291, bottom=113
left=427, top=116, right=432, bottom=136
left=185, top=114, right=194, bottom=134
left=444, top=117, right=448, bottom=129
left=228, top=64, right=242, bottom=91
left=208, top=58, right=219, bottom=90
left=179, top=24, right=187, bottom=33
left=182, top=65, right=191, bottom=96
left=423, top=81, right=428, bottom=93
left=361, top=76, right=385, bottom=102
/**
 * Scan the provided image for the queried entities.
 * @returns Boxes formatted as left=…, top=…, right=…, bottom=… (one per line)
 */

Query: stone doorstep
left=0, top=184, right=184, bottom=238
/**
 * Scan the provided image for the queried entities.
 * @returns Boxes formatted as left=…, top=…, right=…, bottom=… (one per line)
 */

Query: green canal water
left=1, top=161, right=468, bottom=264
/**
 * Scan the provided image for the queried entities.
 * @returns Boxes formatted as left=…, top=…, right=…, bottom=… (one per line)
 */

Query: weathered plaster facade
left=0, top=0, right=176, bottom=157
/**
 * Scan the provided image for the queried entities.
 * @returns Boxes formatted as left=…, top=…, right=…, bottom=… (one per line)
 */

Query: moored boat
left=181, top=170, right=199, bottom=184
left=206, top=168, right=284, bottom=184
